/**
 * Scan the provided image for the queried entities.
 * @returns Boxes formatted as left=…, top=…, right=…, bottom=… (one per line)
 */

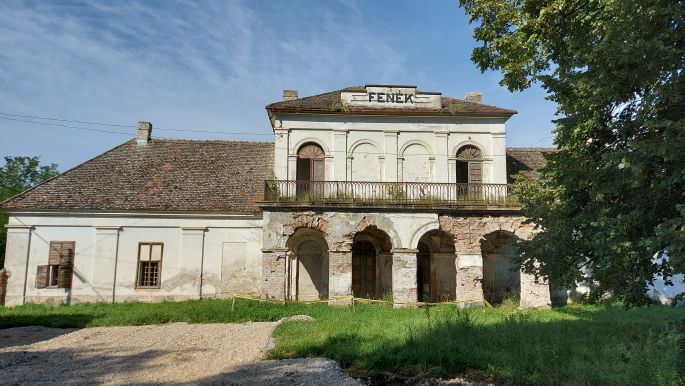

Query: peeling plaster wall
left=261, top=210, right=438, bottom=302
left=262, top=210, right=551, bottom=308
left=439, top=214, right=551, bottom=308
left=3, top=213, right=263, bottom=306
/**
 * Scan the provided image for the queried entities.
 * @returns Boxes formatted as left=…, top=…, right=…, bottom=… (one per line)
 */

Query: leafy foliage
left=0, top=156, right=58, bottom=268
left=460, top=0, right=685, bottom=306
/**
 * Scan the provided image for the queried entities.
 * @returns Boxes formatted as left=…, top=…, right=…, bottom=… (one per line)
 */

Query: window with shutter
left=456, top=145, right=483, bottom=186
left=42, top=241, right=76, bottom=289
left=136, top=242, right=163, bottom=288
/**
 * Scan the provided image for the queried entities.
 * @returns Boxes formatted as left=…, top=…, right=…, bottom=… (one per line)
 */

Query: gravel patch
left=0, top=321, right=362, bottom=385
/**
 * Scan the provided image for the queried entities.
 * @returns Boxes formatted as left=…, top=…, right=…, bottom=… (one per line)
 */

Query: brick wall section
left=440, top=214, right=550, bottom=308
left=328, top=251, right=352, bottom=298
left=261, top=249, right=287, bottom=299
left=456, top=265, right=484, bottom=303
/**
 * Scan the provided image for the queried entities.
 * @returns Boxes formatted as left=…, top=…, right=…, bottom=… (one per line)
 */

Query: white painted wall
left=3, top=212, right=263, bottom=306
left=271, top=114, right=508, bottom=184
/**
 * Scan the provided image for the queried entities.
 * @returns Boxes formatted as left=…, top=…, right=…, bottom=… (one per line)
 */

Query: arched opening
left=480, top=231, right=521, bottom=305
left=351, top=226, right=393, bottom=299
left=286, top=228, right=329, bottom=301
left=296, top=143, right=325, bottom=198
left=416, top=230, right=456, bottom=302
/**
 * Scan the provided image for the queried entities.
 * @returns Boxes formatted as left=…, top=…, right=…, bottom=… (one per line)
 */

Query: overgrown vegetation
left=1, top=299, right=683, bottom=385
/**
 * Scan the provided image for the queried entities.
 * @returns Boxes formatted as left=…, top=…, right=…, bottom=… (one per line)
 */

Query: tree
left=460, top=0, right=685, bottom=305
left=0, top=157, right=59, bottom=268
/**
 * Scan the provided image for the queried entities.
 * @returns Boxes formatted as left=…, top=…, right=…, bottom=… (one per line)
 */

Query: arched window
left=296, top=143, right=325, bottom=182
left=456, top=145, right=483, bottom=184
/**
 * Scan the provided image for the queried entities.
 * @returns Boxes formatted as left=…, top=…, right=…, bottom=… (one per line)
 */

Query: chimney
left=137, top=121, right=152, bottom=145
left=464, top=92, right=483, bottom=104
left=282, top=89, right=298, bottom=101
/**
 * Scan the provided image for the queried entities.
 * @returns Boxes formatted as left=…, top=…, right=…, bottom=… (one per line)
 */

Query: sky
left=0, top=0, right=557, bottom=171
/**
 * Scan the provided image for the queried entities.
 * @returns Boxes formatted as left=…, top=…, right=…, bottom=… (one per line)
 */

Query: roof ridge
left=150, top=138, right=274, bottom=145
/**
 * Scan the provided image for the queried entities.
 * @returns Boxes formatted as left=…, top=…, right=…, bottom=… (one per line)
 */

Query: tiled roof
left=506, top=147, right=557, bottom=181
left=1, top=139, right=274, bottom=213
left=266, top=86, right=517, bottom=117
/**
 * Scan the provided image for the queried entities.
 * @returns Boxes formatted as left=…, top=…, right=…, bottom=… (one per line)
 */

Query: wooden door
left=352, top=241, right=376, bottom=299
left=417, top=242, right=431, bottom=302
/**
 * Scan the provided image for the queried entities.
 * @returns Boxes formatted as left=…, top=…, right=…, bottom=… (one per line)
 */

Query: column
left=3, top=225, right=32, bottom=306
left=384, top=131, right=398, bottom=182
left=456, top=251, right=485, bottom=304
left=94, top=226, right=121, bottom=303
left=328, top=249, right=352, bottom=303
left=333, top=129, right=348, bottom=180
left=261, top=248, right=288, bottom=300
left=274, top=128, right=289, bottom=180
left=181, top=227, right=207, bottom=298
left=520, top=268, right=551, bottom=309
left=434, top=131, right=449, bottom=182
left=392, top=248, right=418, bottom=306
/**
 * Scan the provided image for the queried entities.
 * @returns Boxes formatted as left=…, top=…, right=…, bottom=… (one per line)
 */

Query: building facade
left=1, top=85, right=553, bottom=308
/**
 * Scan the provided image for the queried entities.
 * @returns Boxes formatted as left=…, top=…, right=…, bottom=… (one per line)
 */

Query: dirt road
left=0, top=321, right=362, bottom=385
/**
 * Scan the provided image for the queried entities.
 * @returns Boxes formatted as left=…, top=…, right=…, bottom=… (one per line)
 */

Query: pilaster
left=3, top=225, right=33, bottom=306
left=333, top=129, right=348, bottom=180
left=94, top=226, right=121, bottom=302
left=384, top=131, right=398, bottom=182
left=274, top=128, right=289, bottom=180
left=181, top=227, right=207, bottom=297
left=434, top=131, right=449, bottom=182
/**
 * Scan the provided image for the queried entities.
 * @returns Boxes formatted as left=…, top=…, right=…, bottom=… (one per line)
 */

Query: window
left=136, top=242, right=163, bottom=288
left=456, top=145, right=483, bottom=184
left=36, top=241, right=75, bottom=289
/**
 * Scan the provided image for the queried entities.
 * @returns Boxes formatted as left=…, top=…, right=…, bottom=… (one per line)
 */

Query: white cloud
left=0, top=0, right=409, bottom=169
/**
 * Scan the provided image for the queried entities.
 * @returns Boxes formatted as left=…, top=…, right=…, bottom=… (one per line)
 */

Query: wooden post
left=231, top=292, right=236, bottom=312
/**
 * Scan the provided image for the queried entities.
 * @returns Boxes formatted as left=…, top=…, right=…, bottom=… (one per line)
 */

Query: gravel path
left=0, top=321, right=362, bottom=385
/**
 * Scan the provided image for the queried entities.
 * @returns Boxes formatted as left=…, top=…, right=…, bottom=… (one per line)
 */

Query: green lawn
left=1, top=299, right=684, bottom=385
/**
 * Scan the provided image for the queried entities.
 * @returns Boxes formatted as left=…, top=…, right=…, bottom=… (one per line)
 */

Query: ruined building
left=1, top=85, right=554, bottom=307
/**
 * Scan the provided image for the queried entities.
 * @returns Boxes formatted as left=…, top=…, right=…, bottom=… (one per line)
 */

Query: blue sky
left=0, top=0, right=557, bottom=171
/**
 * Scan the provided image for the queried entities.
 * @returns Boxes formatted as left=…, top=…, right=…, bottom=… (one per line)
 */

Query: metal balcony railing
left=262, top=180, right=519, bottom=208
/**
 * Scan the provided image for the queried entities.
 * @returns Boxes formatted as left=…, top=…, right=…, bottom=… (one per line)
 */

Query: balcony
left=260, top=180, right=520, bottom=211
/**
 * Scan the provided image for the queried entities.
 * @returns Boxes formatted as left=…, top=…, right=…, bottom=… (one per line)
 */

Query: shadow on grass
left=0, top=313, right=94, bottom=329
left=271, top=306, right=685, bottom=386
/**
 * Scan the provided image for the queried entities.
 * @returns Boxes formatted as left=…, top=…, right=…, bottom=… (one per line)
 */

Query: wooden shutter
left=312, top=159, right=325, bottom=181
left=58, top=241, right=75, bottom=289
left=36, top=265, right=49, bottom=288
left=49, top=243, right=62, bottom=265
left=59, top=242, right=75, bottom=266
left=468, top=162, right=483, bottom=183
left=57, top=266, right=73, bottom=288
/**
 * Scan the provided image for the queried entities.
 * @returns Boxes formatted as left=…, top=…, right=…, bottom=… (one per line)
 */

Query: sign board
left=341, top=85, right=442, bottom=109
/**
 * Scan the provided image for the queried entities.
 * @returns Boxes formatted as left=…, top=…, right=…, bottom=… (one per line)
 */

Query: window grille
left=136, top=242, right=163, bottom=288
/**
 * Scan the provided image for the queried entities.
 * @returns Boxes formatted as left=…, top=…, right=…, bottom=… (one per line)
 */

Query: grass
left=1, top=299, right=684, bottom=385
